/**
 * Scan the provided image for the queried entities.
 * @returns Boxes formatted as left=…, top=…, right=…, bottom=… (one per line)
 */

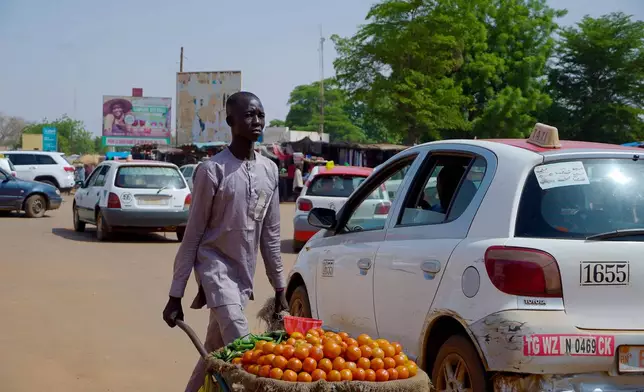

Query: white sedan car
left=73, top=160, right=191, bottom=241
left=285, top=123, right=644, bottom=391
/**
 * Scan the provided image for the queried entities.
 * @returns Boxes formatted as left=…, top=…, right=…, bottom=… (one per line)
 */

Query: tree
left=22, top=115, right=98, bottom=155
left=285, top=79, right=366, bottom=142
left=268, top=119, right=286, bottom=127
left=541, top=12, right=644, bottom=143
left=0, top=114, right=27, bottom=146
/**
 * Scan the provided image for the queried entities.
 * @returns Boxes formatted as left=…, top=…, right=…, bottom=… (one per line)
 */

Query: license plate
left=579, top=261, right=629, bottom=286
left=523, top=334, right=614, bottom=356
left=138, top=197, right=169, bottom=206
left=619, top=345, right=644, bottom=373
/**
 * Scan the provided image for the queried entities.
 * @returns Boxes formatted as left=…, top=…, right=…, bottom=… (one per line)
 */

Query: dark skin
left=163, top=94, right=288, bottom=328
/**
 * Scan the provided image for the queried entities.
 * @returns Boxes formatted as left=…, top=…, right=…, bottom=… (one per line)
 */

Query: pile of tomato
left=230, top=328, right=419, bottom=383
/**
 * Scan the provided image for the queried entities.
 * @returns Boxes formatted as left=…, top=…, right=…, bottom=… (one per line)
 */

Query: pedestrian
left=293, top=162, right=304, bottom=196
left=162, top=91, right=288, bottom=392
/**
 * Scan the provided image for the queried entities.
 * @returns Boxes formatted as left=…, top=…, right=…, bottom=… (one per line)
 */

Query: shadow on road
left=0, top=211, right=52, bottom=219
left=51, top=228, right=179, bottom=243
left=280, top=239, right=299, bottom=254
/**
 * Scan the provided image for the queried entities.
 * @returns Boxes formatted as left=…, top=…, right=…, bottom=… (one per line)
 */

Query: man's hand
left=274, top=289, right=289, bottom=319
left=163, top=296, right=184, bottom=328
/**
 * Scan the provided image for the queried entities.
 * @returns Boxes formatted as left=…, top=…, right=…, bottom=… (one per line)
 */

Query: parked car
left=0, top=156, right=17, bottom=178
left=292, top=166, right=390, bottom=251
left=2, top=151, right=75, bottom=191
left=0, top=167, right=62, bottom=217
left=72, top=160, right=191, bottom=241
left=179, top=163, right=199, bottom=190
left=285, top=123, right=644, bottom=391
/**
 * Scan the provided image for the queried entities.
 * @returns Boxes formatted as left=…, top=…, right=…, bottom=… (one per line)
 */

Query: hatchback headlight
left=55, top=189, right=61, bottom=195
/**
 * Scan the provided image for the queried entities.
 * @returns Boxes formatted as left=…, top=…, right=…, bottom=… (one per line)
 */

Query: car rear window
left=516, top=158, right=644, bottom=239
left=114, top=166, right=186, bottom=189
left=307, top=174, right=382, bottom=199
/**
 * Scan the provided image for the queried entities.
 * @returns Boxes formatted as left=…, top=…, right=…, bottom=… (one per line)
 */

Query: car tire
left=432, top=335, right=488, bottom=392
left=24, top=194, right=46, bottom=218
left=289, top=285, right=312, bottom=318
left=176, top=227, right=185, bottom=242
left=73, top=204, right=85, bottom=232
left=292, top=240, right=304, bottom=253
left=95, top=211, right=110, bottom=241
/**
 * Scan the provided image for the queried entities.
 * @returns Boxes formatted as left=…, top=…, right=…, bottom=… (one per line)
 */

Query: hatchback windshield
left=115, top=166, right=186, bottom=189
left=307, top=174, right=383, bottom=199
left=516, top=158, right=644, bottom=239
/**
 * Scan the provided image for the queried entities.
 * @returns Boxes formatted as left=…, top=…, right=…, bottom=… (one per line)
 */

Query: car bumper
left=293, top=213, right=319, bottom=243
left=48, top=196, right=62, bottom=210
left=102, top=208, right=189, bottom=229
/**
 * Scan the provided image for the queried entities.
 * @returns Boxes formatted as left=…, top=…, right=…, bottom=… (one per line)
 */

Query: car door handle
left=357, top=258, right=372, bottom=271
left=421, top=260, right=441, bottom=274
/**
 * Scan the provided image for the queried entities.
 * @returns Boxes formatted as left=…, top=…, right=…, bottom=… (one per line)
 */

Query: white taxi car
left=73, top=160, right=191, bottom=241
left=286, top=124, right=644, bottom=391
left=292, top=166, right=391, bottom=251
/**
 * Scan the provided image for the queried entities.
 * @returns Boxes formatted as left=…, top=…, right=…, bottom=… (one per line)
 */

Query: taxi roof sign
left=527, top=123, right=561, bottom=148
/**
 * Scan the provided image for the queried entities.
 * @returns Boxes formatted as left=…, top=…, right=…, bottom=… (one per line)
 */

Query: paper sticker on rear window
left=534, top=161, right=590, bottom=190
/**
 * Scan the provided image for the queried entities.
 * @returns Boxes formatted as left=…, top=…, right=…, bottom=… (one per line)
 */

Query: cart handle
left=175, top=319, right=209, bottom=359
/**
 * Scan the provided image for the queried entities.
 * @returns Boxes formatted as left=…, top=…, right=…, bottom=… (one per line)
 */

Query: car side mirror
left=308, top=207, right=337, bottom=230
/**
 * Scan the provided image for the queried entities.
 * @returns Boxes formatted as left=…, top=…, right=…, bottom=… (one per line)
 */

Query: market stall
left=283, top=138, right=408, bottom=168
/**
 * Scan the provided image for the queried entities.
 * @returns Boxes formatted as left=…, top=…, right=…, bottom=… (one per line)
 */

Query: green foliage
left=21, top=115, right=99, bottom=155
left=268, top=119, right=286, bottom=127
left=541, top=12, right=644, bottom=143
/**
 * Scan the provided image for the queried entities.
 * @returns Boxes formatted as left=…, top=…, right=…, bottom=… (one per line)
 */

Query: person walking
left=293, top=163, right=304, bottom=196
left=162, top=91, right=288, bottom=392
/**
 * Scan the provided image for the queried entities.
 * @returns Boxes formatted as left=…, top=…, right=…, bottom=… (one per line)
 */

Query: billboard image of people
left=176, top=71, right=242, bottom=146
left=102, top=96, right=172, bottom=146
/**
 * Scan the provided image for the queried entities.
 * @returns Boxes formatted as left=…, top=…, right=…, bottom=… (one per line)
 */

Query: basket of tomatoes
left=207, top=327, right=431, bottom=392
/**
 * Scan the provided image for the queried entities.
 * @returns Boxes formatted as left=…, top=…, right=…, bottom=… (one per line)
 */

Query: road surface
left=0, top=196, right=299, bottom=392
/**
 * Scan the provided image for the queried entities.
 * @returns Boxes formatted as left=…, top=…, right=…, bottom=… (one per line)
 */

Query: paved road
left=0, top=196, right=299, bottom=392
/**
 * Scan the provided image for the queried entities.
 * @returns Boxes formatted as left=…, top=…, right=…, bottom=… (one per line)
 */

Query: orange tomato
left=370, top=357, right=385, bottom=370
left=382, top=344, right=396, bottom=358
left=282, top=369, right=298, bottom=382
left=255, top=340, right=266, bottom=351
left=340, top=369, right=353, bottom=381
left=273, top=344, right=285, bottom=356
left=282, top=345, right=295, bottom=360
left=307, top=329, right=320, bottom=337
left=318, top=358, right=333, bottom=373
left=393, top=354, right=407, bottom=367
left=311, top=368, right=327, bottom=381
left=383, top=357, right=396, bottom=369
left=309, top=345, right=324, bottom=362
left=302, top=357, right=317, bottom=373
left=306, top=335, right=321, bottom=346
left=332, top=356, right=346, bottom=371
left=392, top=342, right=403, bottom=355
left=332, top=334, right=343, bottom=345
left=327, top=370, right=342, bottom=382
left=317, top=328, right=325, bottom=336
left=257, top=355, right=267, bottom=366
left=360, top=345, right=373, bottom=359
left=338, top=332, right=350, bottom=342
left=372, top=348, right=385, bottom=359
left=242, top=350, right=254, bottom=364
left=346, top=338, right=358, bottom=347
left=231, top=357, right=243, bottom=366
left=264, top=354, right=276, bottom=366
left=291, top=332, right=305, bottom=340
left=357, top=334, right=372, bottom=347
left=375, top=368, right=389, bottom=382
left=407, top=361, right=418, bottom=377
left=387, top=367, right=399, bottom=380
left=396, top=365, right=410, bottom=380
left=258, top=365, right=271, bottom=378
left=369, top=340, right=380, bottom=350
left=247, top=364, right=260, bottom=375
left=346, top=345, right=362, bottom=362
left=345, top=361, right=357, bottom=372
left=286, top=338, right=297, bottom=346
left=286, top=357, right=302, bottom=372
left=272, top=355, right=288, bottom=370
left=340, top=341, right=348, bottom=355
left=299, top=372, right=313, bottom=382
left=262, top=342, right=276, bottom=355
left=294, top=345, right=310, bottom=360
left=376, top=338, right=390, bottom=347
left=269, top=367, right=283, bottom=380
left=364, top=368, right=377, bottom=382
left=323, top=341, right=342, bottom=359
left=352, top=367, right=366, bottom=381
left=251, top=349, right=263, bottom=363
left=357, top=357, right=371, bottom=370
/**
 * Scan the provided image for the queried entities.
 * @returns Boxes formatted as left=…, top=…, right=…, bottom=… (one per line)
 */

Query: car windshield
left=307, top=174, right=382, bottom=199
left=114, top=166, right=186, bottom=189
left=516, top=158, right=644, bottom=239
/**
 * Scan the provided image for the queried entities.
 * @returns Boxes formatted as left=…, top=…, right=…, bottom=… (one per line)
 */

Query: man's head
left=225, top=91, right=265, bottom=142
left=436, top=164, right=465, bottom=211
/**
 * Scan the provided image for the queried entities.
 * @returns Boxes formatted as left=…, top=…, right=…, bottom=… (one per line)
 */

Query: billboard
left=102, top=95, right=172, bottom=146
left=42, top=127, right=57, bottom=151
left=176, top=71, right=242, bottom=146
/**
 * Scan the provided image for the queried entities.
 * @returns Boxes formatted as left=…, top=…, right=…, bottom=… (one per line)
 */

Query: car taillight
left=298, top=198, right=313, bottom=212
left=484, top=246, right=562, bottom=298
left=107, top=192, right=121, bottom=209
left=184, top=194, right=192, bottom=208
left=64, top=166, right=75, bottom=172
left=11, top=171, right=16, bottom=177
left=374, top=201, right=391, bottom=215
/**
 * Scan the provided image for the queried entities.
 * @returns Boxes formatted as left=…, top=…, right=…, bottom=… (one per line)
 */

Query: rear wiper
left=586, top=229, right=644, bottom=240
left=157, top=186, right=168, bottom=194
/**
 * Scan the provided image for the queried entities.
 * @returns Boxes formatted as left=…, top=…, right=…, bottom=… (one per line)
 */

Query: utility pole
left=180, top=47, right=184, bottom=72
left=318, top=26, right=325, bottom=135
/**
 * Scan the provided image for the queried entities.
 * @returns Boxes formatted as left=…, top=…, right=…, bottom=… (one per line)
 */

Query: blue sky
left=0, top=0, right=642, bottom=137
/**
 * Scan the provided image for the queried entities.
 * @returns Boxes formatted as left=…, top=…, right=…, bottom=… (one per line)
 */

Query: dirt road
left=0, top=196, right=299, bottom=392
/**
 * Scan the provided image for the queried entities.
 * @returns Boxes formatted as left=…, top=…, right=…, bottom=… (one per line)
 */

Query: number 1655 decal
left=580, top=261, right=629, bottom=286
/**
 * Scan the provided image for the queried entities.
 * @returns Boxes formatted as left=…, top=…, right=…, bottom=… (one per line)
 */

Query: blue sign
left=42, top=127, right=58, bottom=151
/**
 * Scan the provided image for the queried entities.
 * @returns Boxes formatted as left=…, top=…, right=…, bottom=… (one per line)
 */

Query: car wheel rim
left=33, top=199, right=43, bottom=213
left=436, top=353, right=473, bottom=392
